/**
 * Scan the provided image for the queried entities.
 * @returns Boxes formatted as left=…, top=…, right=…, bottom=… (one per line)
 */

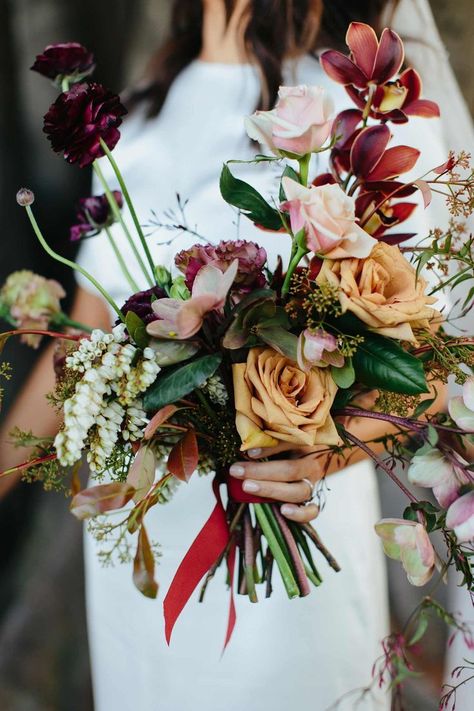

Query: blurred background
left=0, top=1, right=472, bottom=709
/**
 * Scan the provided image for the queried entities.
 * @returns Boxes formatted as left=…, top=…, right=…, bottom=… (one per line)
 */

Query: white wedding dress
left=76, top=55, right=447, bottom=711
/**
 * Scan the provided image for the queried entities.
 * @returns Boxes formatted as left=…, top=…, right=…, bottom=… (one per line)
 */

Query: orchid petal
left=346, top=22, right=379, bottom=78
left=399, top=68, right=422, bottom=103
left=320, top=50, right=368, bottom=88
left=372, top=28, right=404, bottom=84
left=404, top=99, right=440, bottom=119
left=366, top=146, right=420, bottom=181
left=350, top=124, right=391, bottom=178
left=332, top=109, right=362, bottom=148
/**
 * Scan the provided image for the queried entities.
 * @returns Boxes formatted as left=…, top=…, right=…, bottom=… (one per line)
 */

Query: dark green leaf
left=408, top=613, right=428, bottom=646
left=256, top=326, right=298, bottom=361
left=413, top=397, right=436, bottom=419
left=220, top=164, right=282, bottom=230
left=352, top=334, right=429, bottom=395
left=125, top=311, right=149, bottom=349
left=143, top=353, right=222, bottom=411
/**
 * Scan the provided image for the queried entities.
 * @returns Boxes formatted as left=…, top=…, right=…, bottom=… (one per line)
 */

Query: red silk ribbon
left=163, top=476, right=270, bottom=650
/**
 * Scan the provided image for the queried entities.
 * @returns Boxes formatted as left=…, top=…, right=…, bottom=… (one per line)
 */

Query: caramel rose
left=232, top=347, right=340, bottom=451
left=317, top=242, right=439, bottom=341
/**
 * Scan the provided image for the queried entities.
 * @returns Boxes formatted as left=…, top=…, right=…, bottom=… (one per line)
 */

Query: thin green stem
left=253, top=503, right=300, bottom=599
left=61, top=77, right=69, bottom=93
left=104, top=226, right=140, bottom=292
left=99, top=139, right=157, bottom=285
left=24, top=205, right=124, bottom=321
left=51, top=312, right=93, bottom=333
left=298, top=154, right=311, bottom=187
left=281, top=245, right=307, bottom=297
left=93, top=161, right=154, bottom=288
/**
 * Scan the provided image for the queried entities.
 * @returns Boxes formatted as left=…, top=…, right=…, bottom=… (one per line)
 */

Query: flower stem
left=99, top=139, right=157, bottom=286
left=93, top=161, right=154, bottom=288
left=23, top=204, right=125, bottom=322
left=51, top=312, right=93, bottom=333
left=298, top=154, right=311, bottom=187
left=104, top=226, right=140, bottom=292
left=253, top=503, right=300, bottom=599
left=281, top=245, right=307, bottom=297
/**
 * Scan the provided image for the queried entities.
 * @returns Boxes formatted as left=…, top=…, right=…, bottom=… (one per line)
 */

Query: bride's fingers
left=281, top=503, right=319, bottom=523
left=239, top=478, right=312, bottom=503
left=246, top=443, right=295, bottom=458
left=229, top=458, right=321, bottom=482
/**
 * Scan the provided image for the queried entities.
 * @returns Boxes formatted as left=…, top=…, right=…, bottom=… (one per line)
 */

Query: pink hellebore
left=245, top=85, right=334, bottom=156
left=407, top=447, right=470, bottom=509
left=446, top=491, right=474, bottom=543
left=281, top=177, right=376, bottom=258
left=146, top=259, right=239, bottom=340
left=449, top=377, right=474, bottom=432
left=297, top=329, right=343, bottom=372
left=375, top=518, right=435, bottom=586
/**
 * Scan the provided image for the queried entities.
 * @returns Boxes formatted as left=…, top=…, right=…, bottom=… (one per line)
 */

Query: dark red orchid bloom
left=347, top=68, right=440, bottom=123
left=349, top=124, right=420, bottom=182
left=355, top=190, right=417, bottom=244
left=320, top=22, right=404, bottom=90
left=43, top=82, right=127, bottom=168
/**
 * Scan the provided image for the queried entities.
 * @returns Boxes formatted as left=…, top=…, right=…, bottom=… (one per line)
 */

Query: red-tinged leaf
left=367, top=146, right=420, bottom=181
left=399, top=68, right=422, bottom=103
left=133, top=525, right=158, bottom=599
left=346, top=22, right=378, bottom=77
left=433, top=155, right=456, bottom=174
left=127, top=446, right=156, bottom=502
left=144, top=404, right=179, bottom=440
left=404, top=99, right=440, bottom=119
left=414, top=179, right=432, bottom=208
left=70, top=482, right=135, bottom=520
left=380, top=232, right=417, bottom=245
left=167, top=429, right=198, bottom=482
left=332, top=108, right=362, bottom=148
left=319, top=50, right=367, bottom=88
left=372, top=28, right=404, bottom=84
left=70, top=464, right=82, bottom=497
left=0, top=332, right=11, bottom=354
left=350, top=124, right=390, bottom=178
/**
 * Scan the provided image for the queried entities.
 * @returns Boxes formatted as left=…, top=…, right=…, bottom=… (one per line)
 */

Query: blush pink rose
left=245, top=85, right=335, bottom=156
left=281, top=177, right=376, bottom=259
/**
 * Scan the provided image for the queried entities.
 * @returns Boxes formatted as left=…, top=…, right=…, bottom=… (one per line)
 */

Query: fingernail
left=248, top=448, right=262, bottom=458
left=243, top=480, right=260, bottom=493
left=281, top=504, right=297, bottom=516
left=229, top=464, right=245, bottom=478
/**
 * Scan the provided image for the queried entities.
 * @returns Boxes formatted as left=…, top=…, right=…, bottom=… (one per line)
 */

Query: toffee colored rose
left=245, top=85, right=334, bottom=156
left=175, top=240, right=267, bottom=293
left=232, top=346, right=340, bottom=451
left=31, top=43, right=95, bottom=83
left=70, top=191, right=123, bottom=241
left=317, top=242, right=439, bottom=341
left=120, top=286, right=166, bottom=326
left=43, top=82, right=127, bottom=167
left=0, top=270, right=65, bottom=348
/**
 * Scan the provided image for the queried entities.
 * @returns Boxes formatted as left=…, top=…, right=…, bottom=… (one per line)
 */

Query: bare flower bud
left=16, top=188, right=35, bottom=207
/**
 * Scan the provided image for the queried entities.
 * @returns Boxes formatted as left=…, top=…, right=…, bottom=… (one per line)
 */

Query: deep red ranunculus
left=70, top=191, right=123, bottom=241
left=43, top=82, right=127, bottom=168
left=120, top=287, right=167, bottom=326
left=31, top=43, right=95, bottom=83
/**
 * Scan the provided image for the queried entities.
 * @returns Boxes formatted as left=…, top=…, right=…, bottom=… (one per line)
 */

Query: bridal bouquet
left=2, top=23, right=474, bottom=692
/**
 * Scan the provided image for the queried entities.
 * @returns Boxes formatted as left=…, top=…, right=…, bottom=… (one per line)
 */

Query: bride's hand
left=229, top=444, right=323, bottom=523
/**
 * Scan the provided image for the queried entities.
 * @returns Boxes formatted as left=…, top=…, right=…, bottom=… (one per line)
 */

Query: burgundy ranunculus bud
left=175, top=240, right=268, bottom=293
left=70, top=191, right=123, bottom=241
left=31, top=43, right=95, bottom=84
left=43, top=82, right=127, bottom=168
left=120, top=286, right=166, bottom=325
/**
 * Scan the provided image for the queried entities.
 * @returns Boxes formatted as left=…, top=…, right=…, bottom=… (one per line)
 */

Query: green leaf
left=352, top=334, right=429, bottom=395
left=133, top=525, right=159, bottom=599
left=125, top=311, right=149, bottom=349
left=331, top=358, right=355, bottom=389
left=220, top=164, right=282, bottom=230
left=143, top=353, right=222, bottom=411
left=408, top=613, right=429, bottom=646
left=256, top=325, right=298, bottom=361
left=413, top=396, right=436, bottom=418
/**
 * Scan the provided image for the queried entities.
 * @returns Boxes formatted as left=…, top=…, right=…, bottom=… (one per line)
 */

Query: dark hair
left=128, top=0, right=397, bottom=117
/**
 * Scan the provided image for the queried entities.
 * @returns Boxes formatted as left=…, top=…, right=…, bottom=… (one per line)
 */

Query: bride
left=0, top=0, right=468, bottom=709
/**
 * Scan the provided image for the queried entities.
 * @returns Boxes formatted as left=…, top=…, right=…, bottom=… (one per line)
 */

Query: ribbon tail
left=222, top=542, right=237, bottom=654
left=163, top=498, right=229, bottom=645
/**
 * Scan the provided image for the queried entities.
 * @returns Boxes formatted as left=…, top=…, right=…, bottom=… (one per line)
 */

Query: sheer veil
left=384, top=0, right=473, bottom=154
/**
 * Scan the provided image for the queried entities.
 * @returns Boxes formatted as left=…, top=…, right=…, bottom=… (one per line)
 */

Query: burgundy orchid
left=43, top=82, right=127, bottom=168
left=320, top=22, right=404, bottom=90
left=70, top=191, right=123, bottom=241
left=31, top=42, right=95, bottom=84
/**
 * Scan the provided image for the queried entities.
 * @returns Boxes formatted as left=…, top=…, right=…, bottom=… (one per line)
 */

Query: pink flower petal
left=366, top=146, right=420, bottom=181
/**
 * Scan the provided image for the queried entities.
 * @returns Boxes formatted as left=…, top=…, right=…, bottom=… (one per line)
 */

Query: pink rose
left=281, top=178, right=376, bottom=258
left=245, top=85, right=334, bottom=156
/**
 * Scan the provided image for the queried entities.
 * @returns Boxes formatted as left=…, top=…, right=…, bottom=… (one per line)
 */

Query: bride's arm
left=0, top=286, right=111, bottom=498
